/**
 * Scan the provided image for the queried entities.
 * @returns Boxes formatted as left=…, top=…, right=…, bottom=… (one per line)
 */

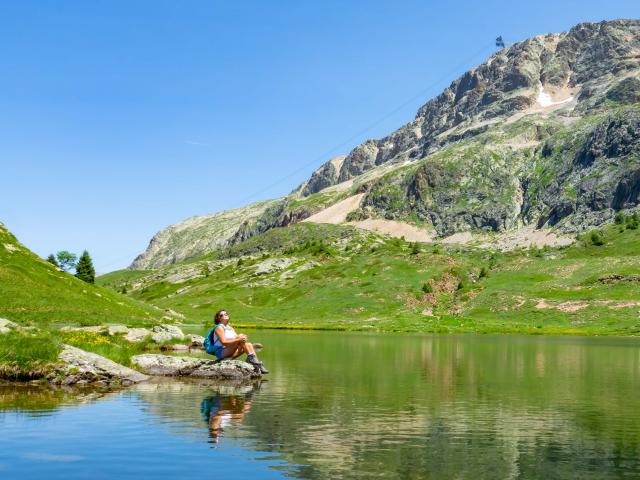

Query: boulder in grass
left=151, top=324, right=184, bottom=343
left=0, top=318, right=19, bottom=334
left=159, top=344, right=190, bottom=352
left=60, top=325, right=106, bottom=334
left=131, top=354, right=261, bottom=380
left=56, top=344, right=149, bottom=386
left=186, top=334, right=205, bottom=348
left=107, top=325, right=129, bottom=335
left=124, top=328, right=152, bottom=343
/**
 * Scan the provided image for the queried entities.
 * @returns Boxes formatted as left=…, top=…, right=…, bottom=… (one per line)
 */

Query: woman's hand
left=237, top=334, right=248, bottom=343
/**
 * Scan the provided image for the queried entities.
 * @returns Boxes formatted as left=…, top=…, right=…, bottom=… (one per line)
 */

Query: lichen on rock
left=151, top=324, right=185, bottom=343
left=131, top=354, right=261, bottom=380
left=55, top=345, right=149, bottom=386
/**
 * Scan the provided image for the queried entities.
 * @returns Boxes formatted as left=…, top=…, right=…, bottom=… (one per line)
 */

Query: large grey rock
left=60, top=325, right=106, bottom=334
left=0, top=318, right=19, bottom=334
left=186, top=334, right=205, bottom=348
left=151, top=324, right=184, bottom=343
left=159, top=344, right=190, bottom=352
left=107, top=325, right=129, bottom=335
left=131, top=354, right=261, bottom=380
left=253, top=257, right=297, bottom=276
left=56, top=345, right=149, bottom=386
left=124, top=328, right=152, bottom=343
left=299, top=156, right=344, bottom=196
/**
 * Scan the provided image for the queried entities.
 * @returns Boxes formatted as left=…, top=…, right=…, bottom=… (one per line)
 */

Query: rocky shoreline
left=52, top=345, right=261, bottom=387
left=1, top=321, right=263, bottom=387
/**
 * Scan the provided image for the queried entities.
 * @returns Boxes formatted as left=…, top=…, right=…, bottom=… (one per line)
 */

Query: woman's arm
left=214, top=326, right=246, bottom=347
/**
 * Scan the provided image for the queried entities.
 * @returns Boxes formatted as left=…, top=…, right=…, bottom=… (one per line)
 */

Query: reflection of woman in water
left=201, top=389, right=255, bottom=443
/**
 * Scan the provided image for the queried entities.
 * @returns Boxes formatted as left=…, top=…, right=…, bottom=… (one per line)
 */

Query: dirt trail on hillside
left=302, top=194, right=434, bottom=241
left=302, top=194, right=365, bottom=224
left=348, top=219, right=433, bottom=242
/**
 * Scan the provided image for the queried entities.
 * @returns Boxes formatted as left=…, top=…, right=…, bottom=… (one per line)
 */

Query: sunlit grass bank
left=0, top=223, right=164, bottom=327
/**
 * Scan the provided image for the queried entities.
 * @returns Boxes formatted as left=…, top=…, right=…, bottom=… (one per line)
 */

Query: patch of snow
left=536, top=84, right=574, bottom=108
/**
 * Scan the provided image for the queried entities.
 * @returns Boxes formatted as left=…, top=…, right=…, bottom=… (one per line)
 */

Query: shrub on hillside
left=589, top=230, right=605, bottom=246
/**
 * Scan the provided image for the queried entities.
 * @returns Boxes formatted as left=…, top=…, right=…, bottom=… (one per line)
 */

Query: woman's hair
left=214, top=310, right=227, bottom=324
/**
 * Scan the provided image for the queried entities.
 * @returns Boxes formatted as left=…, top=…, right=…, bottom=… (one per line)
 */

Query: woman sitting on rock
left=204, top=310, right=268, bottom=374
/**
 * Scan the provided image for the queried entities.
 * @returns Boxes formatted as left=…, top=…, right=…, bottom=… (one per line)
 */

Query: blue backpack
left=203, top=327, right=217, bottom=355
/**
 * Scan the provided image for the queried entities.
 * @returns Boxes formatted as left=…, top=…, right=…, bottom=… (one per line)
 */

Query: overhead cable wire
left=98, top=41, right=496, bottom=272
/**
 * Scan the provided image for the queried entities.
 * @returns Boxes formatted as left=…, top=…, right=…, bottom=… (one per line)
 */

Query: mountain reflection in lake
left=1, top=331, right=640, bottom=479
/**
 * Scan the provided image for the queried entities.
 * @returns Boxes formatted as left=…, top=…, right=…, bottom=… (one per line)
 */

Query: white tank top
left=213, top=324, right=237, bottom=348
left=221, top=324, right=237, bottom=340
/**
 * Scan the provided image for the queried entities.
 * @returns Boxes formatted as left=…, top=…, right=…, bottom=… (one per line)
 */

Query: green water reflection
left=3, top=332, right=640, bottom=478
left=244, top=332, right=640, bottom=478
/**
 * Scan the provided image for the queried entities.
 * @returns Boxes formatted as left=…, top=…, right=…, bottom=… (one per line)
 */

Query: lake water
left=1, top=331, right=640, bottom=479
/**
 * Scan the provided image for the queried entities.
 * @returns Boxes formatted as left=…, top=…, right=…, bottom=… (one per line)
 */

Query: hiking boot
left=246, top=354, right=269, bottom=374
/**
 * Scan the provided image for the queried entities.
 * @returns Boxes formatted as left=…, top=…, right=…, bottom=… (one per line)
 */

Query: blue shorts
left=213, top=345, right=226, bottom=360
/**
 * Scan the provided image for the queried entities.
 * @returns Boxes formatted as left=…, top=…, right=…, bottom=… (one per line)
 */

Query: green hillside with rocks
left=100, top=218, right=640, bottom=336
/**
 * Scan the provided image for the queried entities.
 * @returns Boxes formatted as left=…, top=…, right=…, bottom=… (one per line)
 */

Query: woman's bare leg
left=222, top=344, right=244, bottom=359
left=244, top=342, right=256, bottom=355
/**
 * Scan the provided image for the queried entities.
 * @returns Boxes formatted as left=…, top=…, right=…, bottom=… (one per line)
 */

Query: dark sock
left=247, top=353, right=257, bottom=362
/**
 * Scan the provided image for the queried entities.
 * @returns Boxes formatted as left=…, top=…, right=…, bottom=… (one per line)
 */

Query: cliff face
left=130, top=200, right=278, bottom=270
left=131, top=20, right=640, bottom=270
left=301, top=20, right=640, bottom=194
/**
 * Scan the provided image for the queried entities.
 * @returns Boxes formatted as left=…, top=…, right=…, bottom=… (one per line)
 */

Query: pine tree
left=46, top=254, right=59, bottom=268
left=75, top=250, right=95, bottom=284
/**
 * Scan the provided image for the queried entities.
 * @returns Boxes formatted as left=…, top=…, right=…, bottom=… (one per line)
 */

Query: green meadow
left=99, top=221, right=640, bottom=336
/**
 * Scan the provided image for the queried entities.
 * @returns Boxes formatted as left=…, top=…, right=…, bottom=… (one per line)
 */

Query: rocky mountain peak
left=131, top=19, right=640, bottom=270
left=300, top=19, right=640, bottom=196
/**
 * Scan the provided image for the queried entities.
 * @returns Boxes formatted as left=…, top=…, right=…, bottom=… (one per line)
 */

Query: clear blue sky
left=1, top=1, right=637, bottom=272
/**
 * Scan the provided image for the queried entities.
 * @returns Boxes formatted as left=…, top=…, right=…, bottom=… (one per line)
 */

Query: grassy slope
left=0, top=223, right=163, bottom=327
left=100, top=221, right=640, bottom=336
left=464, top=222, right=640, bottom=335
left=0, top=223, right=178, bottom=379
